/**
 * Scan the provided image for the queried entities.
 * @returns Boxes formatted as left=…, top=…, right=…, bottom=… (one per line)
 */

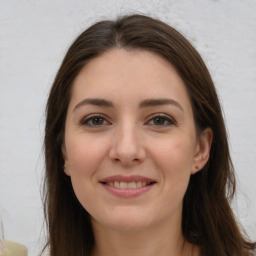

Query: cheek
left=150, top=138, right=195, bottom=193
left=65, top=137, right=108, bottom=210
left=66, top=135, right=108, bottom=173
left=152, top=138, right=195, bottom=171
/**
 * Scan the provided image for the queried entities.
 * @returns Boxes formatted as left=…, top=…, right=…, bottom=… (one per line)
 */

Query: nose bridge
left=109, top=118, right=145, bottom=165
left=118, top=121, right=138, bottom=149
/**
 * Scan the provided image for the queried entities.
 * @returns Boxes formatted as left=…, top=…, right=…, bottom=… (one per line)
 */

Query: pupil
left=93, top=117, right=103, bottom=125
left=154, top=117, right=164, bottom=125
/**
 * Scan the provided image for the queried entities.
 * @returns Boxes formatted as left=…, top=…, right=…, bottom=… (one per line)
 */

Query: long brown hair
left=43, top=14, right=255, bottom=256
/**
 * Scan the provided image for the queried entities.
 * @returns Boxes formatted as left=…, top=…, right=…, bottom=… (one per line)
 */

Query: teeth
left=142, top=182, right=147, bottom=187
left=137, top=181, right=142, bottom=187
left=120, top=182, right=127, bottom=189
left=106, top=181, right=151, bottom=189
left=114, top=181, right=120, bottom=188
left=128, top=181, right=136, bottom=189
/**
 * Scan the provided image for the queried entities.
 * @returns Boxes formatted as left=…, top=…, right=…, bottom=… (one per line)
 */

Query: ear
left=62, top=143, right=71, bottom=176
left=192, top=128, right=213, bottom=174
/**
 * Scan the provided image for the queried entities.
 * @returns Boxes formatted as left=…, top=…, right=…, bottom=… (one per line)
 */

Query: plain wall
left=0, top=0, right=255, bottom=255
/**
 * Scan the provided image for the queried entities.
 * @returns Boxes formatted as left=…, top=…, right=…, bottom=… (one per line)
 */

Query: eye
left=146, top=114, right=175, bottom=127
left=80, top=114, right=111, bottom=127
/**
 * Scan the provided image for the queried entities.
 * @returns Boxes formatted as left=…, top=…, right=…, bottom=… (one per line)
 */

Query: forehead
left=69, top=48, right=191, bottom=110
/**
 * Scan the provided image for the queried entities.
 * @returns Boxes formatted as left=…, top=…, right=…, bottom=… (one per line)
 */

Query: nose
left=109, top=123, right=146, bottom=166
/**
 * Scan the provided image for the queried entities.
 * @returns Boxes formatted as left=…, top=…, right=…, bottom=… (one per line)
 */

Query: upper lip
left=100, top=175, right=156, bottom=183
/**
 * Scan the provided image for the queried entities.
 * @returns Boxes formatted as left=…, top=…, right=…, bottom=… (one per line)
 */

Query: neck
left=91, top=217, right=198, bottom=256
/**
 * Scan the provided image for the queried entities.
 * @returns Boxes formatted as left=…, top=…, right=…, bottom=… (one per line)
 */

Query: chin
left=91, top=206, right=161, bottom=232
left=106, top=218, right=153, bottom=232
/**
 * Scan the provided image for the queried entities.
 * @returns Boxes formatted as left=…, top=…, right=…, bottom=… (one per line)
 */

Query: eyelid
left=80, top=113, right=112, bottom=127
left=145, top=113, right=176, bottom=126
left=79, top=112, right=176, bottom=128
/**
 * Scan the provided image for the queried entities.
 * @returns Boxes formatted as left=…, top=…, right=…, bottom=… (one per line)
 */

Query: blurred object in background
left=0, top=211, right=5, bottom=254
left=0, top=241, right=28, bottom=256
left=0, top=209, right=27, bottom=256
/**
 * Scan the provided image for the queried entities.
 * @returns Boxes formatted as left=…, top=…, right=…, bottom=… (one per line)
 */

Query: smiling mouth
left=102, top=181, right=155, bottom=189
left=100, top=176, right=156, bottom=198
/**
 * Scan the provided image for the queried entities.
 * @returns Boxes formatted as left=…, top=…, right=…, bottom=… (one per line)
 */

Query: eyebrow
left=73, top=98, right=183, bottom=112
left=139, top=98, right=183, bottom=111
left=74, top=98, right=114, bottom=111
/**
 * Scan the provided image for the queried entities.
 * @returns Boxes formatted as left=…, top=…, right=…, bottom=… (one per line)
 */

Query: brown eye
left=90, top=117, right=104, bottom=125
left=81, top=115, right=110, bottom=127
left=153, top=116, right=167, bottom=125
left=147, top=114, right=175, bottom=126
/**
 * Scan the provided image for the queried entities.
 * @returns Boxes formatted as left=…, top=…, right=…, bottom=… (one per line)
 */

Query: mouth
left=102, top=181, right=155, bottom=189
left=99, top=175, right=156, bottom=198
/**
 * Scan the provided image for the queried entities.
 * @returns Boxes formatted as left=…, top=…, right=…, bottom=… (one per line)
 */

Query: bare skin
left=91, top=218, right=200, bottom=256
left=63, top=49, right=211, bottom=256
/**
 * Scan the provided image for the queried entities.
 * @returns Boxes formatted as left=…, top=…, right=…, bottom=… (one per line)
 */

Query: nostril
left=112, top=157, right=141, bottom=165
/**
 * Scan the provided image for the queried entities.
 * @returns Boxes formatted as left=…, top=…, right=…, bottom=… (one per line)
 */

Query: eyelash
left=80, top=114, right=110, bottom=127
left=80, top=113, right=176, bottom=128
left=147, top=113, right=176, bottom=127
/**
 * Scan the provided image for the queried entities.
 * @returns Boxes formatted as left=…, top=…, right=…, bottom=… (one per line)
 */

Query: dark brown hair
left=43, top=14, right=255, bottom=256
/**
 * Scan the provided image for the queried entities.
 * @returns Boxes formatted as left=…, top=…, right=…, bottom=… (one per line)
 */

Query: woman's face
left=63, top=49, right=211, bottom=232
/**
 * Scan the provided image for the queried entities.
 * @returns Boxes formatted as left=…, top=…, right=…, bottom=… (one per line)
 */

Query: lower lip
left=101, top=183, right=155, bottom=198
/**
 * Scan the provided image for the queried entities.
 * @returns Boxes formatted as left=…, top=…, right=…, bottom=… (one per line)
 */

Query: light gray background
left=0, top=1, right=255, bottom=255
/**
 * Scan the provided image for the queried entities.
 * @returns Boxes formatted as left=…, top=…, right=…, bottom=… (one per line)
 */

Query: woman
left=42, top=14, right=256, bottom=256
